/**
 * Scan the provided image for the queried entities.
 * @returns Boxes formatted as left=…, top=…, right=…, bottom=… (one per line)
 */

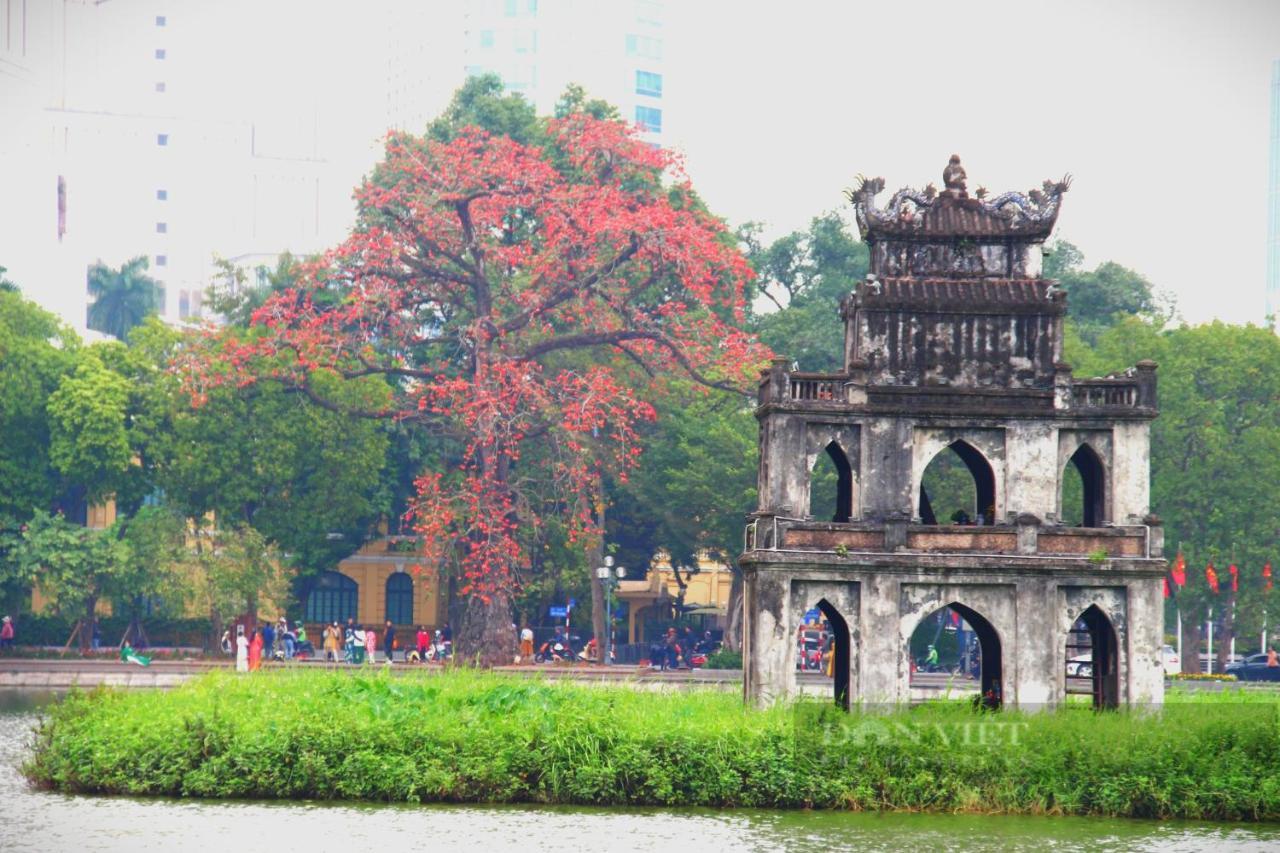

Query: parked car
left=1225, top=653, right=1280, bottom=682
left=1161, top=644, right=1180, bottom=676
left=1066, top=653, right=1092, bottom=678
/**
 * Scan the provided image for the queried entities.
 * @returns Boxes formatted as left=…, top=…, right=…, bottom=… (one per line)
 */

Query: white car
left=1161, top=644, right=1180, bottom=676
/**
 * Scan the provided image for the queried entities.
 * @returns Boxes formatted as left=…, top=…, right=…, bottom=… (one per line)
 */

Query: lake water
left=2, top=689, right=1279, bottom=852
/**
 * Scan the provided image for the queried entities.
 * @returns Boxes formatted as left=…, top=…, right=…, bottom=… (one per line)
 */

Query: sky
left=4, top=0, right=1278, bottom=327
left=664, top=0, right=1280, bottom=325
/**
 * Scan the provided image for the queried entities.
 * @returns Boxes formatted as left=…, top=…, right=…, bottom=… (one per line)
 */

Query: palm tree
left=86, top=256, right=163, bottom=339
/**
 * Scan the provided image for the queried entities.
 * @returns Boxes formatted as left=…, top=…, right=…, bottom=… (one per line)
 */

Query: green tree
left=1045, top=240, right=1169, bottom=345
left=5, top=510, right=130, bottom=649
left=205, top=252, right=304, bottom=327
left=0, top=265, right=18, bottom=293
left=745, top=212, right=869, bottom=372
left=0, top=292, right=78, bottom=525
left=86, top=256, right=164, bottom=341
left=1069, top=317, right=1280, bottom=670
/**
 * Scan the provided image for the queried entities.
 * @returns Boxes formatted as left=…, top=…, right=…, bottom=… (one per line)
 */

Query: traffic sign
left=549, top=606, right=568, bottom=617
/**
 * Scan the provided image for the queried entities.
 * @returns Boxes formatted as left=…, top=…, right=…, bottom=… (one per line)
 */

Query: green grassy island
left=23, top=670, right=1280, bottom=820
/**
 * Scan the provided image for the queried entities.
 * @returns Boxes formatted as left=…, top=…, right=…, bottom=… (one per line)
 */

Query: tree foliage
left=86, top=256, right=164, bottom=340
left=180, top=107, right=767, bottom=664
left=1046, top=240, right=1170, bottom=345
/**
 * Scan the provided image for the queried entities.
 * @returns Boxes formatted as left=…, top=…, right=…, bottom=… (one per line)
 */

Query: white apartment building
left=462, top=0, right=669, bottom=146
left=0, top=0, right=375, bottom=332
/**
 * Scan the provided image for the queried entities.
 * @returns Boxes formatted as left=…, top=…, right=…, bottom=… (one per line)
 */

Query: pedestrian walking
left=416, top=625, right=430, bottom=662
left=281, top=619, right=296, bottom=660
left=248, top=628, right=263, bottom=672
left=364, top=624, right=377, bottom=664
left=383, top=621, right=396, bottom=665
left=0, top=616, right=14, bottom=650
left=519, top=625, right=534, bottom=662
left=235, top=627, right=248, bottom=672
left=262, top=621, right=275, bottom=660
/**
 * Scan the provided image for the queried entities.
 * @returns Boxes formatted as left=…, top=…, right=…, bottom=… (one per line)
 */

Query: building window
left=156, top=15, right=166, bottom=27
left=386, top=573, right=414, bottom=625
left=635, top=0, right=663, bottom=27
left=155, top=254, right=167, bottom=267
left=155, top=48, right=166, bottom=60
left=156, top=222, right=167, bottom=234
left=157, top=133, right=168, bottom=146
left=512, top=29, right=536, bottom=53
left=178, top=289, right=189, bottom=319
left=625, top=34, right=662, bottom=59
left=479, top=29, right=494, bottom=48
left=155, top=81, right=166, bottom=93
left=636, top=70, right=662, bottom=97
left=304, top=571, right=358, bottom=624
left=156, top=188, right=167, bottom=201
left=635, top=105, right=662, bottom=134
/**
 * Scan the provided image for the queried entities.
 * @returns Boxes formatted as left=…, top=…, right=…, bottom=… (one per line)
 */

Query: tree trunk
left=1181, top=611, right=1202, bottom=674
left=80, top=596, right=97, bottom=655
left=209, top=604, right=225, bottom=655
left=1216, top=595, right=1235, bottom=673
left=724, top=567, right=744, bottom=652
left=456, top=585, right=516, bottom=667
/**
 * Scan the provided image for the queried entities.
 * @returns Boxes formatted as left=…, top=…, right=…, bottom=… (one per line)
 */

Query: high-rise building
left=1268, top=59, right=1280, bottom=327
left=0, top=1, right=367, bottom=331
left=462, top=0, right=669, bottom=145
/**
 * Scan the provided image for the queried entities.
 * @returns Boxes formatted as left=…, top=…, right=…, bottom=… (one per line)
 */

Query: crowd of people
left=226, top=618, right=455, bottom=671
left=648, top=627, right=718, bottom=671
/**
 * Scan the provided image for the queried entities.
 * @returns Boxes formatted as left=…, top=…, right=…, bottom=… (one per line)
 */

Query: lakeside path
left=0, top=657, right=743, bottom=690
left=3, top=657, right=1278, bottom=694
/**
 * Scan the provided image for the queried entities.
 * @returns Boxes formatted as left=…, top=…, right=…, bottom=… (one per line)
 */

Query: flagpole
left=1207, top=606, right=1214, bottom=675
left=1176, top=608, right=1182, bottom=662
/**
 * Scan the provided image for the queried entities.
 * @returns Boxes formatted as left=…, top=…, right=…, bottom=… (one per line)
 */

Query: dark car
left=1225, top=653, right=1280, bottom=681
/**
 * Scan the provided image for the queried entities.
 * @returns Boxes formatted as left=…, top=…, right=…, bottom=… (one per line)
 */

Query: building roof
left=848, top=161, right=1071, bottom=242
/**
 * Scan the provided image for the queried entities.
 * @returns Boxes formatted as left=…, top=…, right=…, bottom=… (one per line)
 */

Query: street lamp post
left=595, top=556, right=627, bottom=666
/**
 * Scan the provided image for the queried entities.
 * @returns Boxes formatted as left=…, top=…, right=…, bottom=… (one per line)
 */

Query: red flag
left=1172, top=552, right=1187, bottom=587
left=1163, top=577, right=1171, bottom=598
left=1206, top=562, right=1219, bottom=594
left=1265, top=562, right=1273, bottom=591
left=1228, top=563, right=1238, bottom=593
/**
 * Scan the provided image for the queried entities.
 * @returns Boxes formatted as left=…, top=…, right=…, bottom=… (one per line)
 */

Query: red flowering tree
left=180, top=114, right=768, bottom=665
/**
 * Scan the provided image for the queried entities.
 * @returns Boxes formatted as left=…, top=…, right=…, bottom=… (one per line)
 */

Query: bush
left=703, top=648, right=743, bottom=669
left=23, top=670, right=1280, bottom=820
left=2, top=614, right=212, bottom=648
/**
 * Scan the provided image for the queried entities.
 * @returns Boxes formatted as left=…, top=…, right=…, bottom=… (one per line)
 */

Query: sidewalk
left=0, top=656, right=742, bottom=689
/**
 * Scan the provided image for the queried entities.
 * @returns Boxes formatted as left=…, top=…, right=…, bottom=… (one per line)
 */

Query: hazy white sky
left=665, top=0, right=1280, bottom=325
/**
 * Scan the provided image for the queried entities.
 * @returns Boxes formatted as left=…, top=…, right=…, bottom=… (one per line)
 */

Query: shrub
left=703, top=648, right=743, bottom=669
left=22, top=670, right=1280, bottom=820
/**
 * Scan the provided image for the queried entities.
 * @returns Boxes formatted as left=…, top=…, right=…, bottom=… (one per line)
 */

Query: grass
left=22, top=669, right=1280, bottom=820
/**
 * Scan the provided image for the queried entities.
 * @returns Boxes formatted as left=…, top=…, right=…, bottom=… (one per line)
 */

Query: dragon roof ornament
left=845, top=157, right=1072, bottom=241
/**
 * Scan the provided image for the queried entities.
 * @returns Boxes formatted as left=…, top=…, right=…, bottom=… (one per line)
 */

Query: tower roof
left=848, top=158, right=1071, bottom=243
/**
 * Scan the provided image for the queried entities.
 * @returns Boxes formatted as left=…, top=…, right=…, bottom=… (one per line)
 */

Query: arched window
left=304, top=571, right=357, bottom=624
left=919, top=440, right=996, bottom=525
left=1066, top=605, right=1119, bottom=709
left=385, top=572, right=414, bottom=625
left=809, top=442, right=853, bottom=523
left=908, top=602, right=1003, bottom=707
left=793, top=596, right=853, bottom=710
left=1061, top=444, right=1106, bottom=527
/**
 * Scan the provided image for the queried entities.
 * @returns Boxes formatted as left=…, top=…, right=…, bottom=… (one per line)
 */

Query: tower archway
left=1067, top=604, right=1120, bottom=709
left=908, top=602, right=1002, bottom=707
left=919, top=440, right=996, bottom=525
left=810, top=441, right=854, bottom=523
left=1061, top=443, right=1107, bottom=527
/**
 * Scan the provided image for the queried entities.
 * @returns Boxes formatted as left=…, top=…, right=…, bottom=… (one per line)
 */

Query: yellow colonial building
left=615, top=552, right=735, bottom=643
left=305, top=537, right=444, bottom=631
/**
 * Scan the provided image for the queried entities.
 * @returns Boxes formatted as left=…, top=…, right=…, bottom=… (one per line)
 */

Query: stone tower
left=740, top=159, right=1165, bottom=710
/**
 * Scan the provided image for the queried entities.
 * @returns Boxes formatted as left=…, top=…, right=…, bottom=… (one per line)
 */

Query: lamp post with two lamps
left=595, top=556, right=627, bottom=665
